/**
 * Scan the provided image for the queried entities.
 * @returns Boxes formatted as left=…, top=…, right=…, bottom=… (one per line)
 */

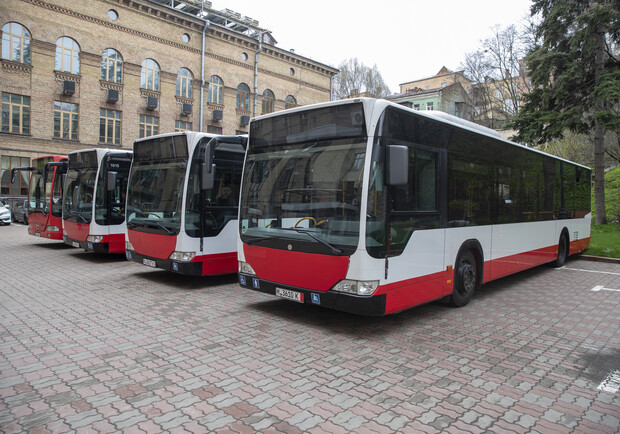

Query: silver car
left=0, top=200, right=12, bottom=225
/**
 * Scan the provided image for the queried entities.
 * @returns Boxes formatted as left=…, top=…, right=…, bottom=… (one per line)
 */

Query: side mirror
left=107, top=171, right=117, bottom=191
left=386, top=145, right=409, bottom=186
left=201, top=163, right=215, bottom=190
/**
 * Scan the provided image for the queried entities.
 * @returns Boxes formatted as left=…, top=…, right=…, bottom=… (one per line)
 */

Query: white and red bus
left=237, top=98, right=591, bottom=315
left=125, top=132, right=246, bottom=275
left=62, top=148, right=132, bottom=253
left=11, top=155, right=67, bottom=239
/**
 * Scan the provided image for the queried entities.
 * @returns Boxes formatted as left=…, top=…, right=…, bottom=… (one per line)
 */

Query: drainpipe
left=253, top=32, right=264, bottom=117
left=200, top=20, right=210, bottom=132
left=330, top=72, right=339, bottom=101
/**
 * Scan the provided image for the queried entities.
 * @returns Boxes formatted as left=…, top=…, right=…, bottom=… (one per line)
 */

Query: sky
left=209, top=0, right=534, bottom=93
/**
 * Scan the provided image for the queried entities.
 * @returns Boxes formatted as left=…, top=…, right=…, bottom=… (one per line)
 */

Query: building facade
left=388, top=67, right=473, bottom=120
left=1, top=0, right=338, bottom=197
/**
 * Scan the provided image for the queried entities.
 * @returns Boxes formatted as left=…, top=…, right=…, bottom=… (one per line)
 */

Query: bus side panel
left=380, top=271, right=448, bottom=315
left=198, top=252, right=237, bottom=275
left=562, top=214, right=591, bottom=255
left=443, top=226, right=493, bottom=286
left=107, top=232, right=126, bottom=253
left=27, top=213, right=63, bottom=240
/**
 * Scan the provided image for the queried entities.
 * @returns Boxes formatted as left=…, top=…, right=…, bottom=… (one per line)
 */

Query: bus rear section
left=237, top=98, right=591, bottom=316
left=11, top=155, right=66, bottom=240
left=125, top=132, right=246, bottom=276
left=62, top=148, right=132, bottom=253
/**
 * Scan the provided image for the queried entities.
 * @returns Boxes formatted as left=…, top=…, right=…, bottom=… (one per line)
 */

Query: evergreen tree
left=511, top=0, right=620, bottom=224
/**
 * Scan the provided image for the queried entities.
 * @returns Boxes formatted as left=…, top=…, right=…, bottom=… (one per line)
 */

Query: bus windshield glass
left=126, top=135, right=189, bottom=235
left=63, top=151, right=98, bottom=224
left=240, top=103, right=368, bottom=256
left=28, top=158, right=51, bottom=212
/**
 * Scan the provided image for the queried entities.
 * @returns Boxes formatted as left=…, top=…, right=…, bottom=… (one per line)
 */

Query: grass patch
left=586, top=223, right=620, bottom=258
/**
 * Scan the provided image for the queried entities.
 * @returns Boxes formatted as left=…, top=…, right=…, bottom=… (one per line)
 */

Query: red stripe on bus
left=243, top=244, right=349, bottom=291
left=128, top=229, right=176, bottom=259
left=197, top=252, right=238, bottom=276
left=106, top=233, right=126, bottom=253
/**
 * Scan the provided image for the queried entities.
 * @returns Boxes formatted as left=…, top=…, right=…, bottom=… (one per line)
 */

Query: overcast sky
left=210, top=0, right=534, bottom=92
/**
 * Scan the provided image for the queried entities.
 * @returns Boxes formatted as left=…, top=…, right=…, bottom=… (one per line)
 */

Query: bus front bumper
left=125, top=250, right=203, bottom=276
left=64, top=236, right=110, bottom=253
left=238, top=274, right=387, bottom=316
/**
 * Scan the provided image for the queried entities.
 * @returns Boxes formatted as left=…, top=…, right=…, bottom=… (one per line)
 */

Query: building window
left=101, top=48, right=123, bottom=83
left=53, top=101, right=78, bottom=140
left=99, top=109, right=121, bottom=144
left=139, top=114, right=158, bottom=138
left=2, top=92, right=30, bottom=135
left=413, top=104, right=420, bottom=110
left=175, top=120, right=191, bottom=132
left=141, top=58, right=160, bottom=91
left=182, top=33, right=190, bottom=43
left=55, top=37, right=80, bottom=74
left=285, top=95, right=297, bottom=110
left=235, top=130, right=246, bottom=135
left=441, top=82, right=447, bottom=88
left=176, top=68, right=193, bottom=98
left=208, top=76, right=223, bottom=105
left=1, top=155, right=30, bottom=196
left=2, top=22, right=31, bottom=64
left=108, top=10, right=118, bottom=20
left=426, top=102, right=434, bottom=111
left=236, top=83, right=250, bottom=110
left=207, top=125, right=222, bottom=134
left=262, top=89, right=274, bottom=114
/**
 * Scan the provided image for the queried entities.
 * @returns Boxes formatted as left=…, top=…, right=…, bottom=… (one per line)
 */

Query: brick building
left=0, top=0, right=338, bottom=197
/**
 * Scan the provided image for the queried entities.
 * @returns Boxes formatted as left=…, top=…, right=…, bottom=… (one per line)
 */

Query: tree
left=461, top=24, right=533, bottom=128
left=332, top=58, right=391, bottom=100
left=511, top=0, right=620, bottom=224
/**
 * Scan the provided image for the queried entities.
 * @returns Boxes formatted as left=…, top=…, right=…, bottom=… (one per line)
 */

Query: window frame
left=99, top=108, right=121, bottom=145
left=236, top=83, right=250, bottom=110
left=1, top=92, right=30, bottom=135
left=262, top=89, right=275, bottom=114
left=139, top=114, right=159, bottom=138
left=55, top=37, right=80, bottom=74
left=140, top=58, right=160, bottom=91
left=176, top=67, right=193, bottom=98
left=208, top=75, right=223, bottom=105
left=53, top=101, right=79, bottom=140
left=2, top=22, right=31, bottom=64
left=101, top=48, right=123, bottom=83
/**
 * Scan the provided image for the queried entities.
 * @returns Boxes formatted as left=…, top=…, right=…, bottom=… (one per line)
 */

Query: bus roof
left=250, top=98, right=591, bottom=171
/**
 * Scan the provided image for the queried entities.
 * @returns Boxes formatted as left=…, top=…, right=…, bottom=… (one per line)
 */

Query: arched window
left=2, top=22, right=31, bottom=64
left=55, top=37, right=80, bottom=74
left=176, top=68, right=193, bottom=98
left=141, top=58, right=160, bottom=91
left=236, top=83, right=250, bottom=110
left=262, top=89, right=274, bottom=114
left=285, top=95, right=297, bottom=110
left=208, top=76, right=223, bottom=105
left=101, top=48, right=123, bottom=83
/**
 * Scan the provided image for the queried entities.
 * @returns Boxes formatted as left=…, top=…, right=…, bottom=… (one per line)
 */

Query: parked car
left=0, top=200, right=11, bottom=225
left=12, top=199, right=28, bottom=224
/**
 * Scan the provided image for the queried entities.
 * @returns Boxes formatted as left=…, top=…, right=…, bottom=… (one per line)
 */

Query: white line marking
left=558, top=267, right=620, bottom=276
left=590, top=285, right=620, bottom=293
left=598, top=370, right=620, bottom=393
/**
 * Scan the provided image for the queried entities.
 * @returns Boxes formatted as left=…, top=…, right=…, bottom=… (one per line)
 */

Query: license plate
left=275, top=287, right=304, bottom=303
left=35, top=232, right=41, bottom=237
left=72, top=242, right=79, bottom=248
left=143, top=258, right=156, bottom=268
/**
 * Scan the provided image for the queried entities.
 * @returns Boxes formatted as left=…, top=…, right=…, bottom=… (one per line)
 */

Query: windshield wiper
left=281, top=227, right=343, bottom=255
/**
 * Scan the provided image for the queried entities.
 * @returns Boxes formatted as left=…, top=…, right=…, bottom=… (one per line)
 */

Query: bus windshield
left=28, top=158, right=51, bottom=212
left=126, top=135, right=189, bottom=235
left=240, top=139, right=367, bottom=256
left=63, top=167, right=96, bottom=223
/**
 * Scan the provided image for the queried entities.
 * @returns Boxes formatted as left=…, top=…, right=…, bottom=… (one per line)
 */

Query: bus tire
left=450, top=250, right=479, bottom=307
left=553, top=232, right=569, bottom=267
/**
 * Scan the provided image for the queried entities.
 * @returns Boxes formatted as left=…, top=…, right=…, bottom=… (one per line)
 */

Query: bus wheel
left=450, top=250, right=478, bottom=307
left=553, top=233, right=569, bottom=267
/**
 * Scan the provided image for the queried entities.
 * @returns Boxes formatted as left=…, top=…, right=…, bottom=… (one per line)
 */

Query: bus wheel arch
left=553, top=228, right=570, bottom=267
left=450, top=240, right=483, bottom=307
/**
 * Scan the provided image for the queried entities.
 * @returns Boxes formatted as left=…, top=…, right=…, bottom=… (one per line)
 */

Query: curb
left=579, top=255, right=620, bottom=264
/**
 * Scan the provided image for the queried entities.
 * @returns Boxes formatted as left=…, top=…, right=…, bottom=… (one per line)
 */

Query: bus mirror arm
left=107, top=171, right=117, bottom=191
left=10, top=166, right=34, bottom=184
left=386, top=145, right=408, bottom=186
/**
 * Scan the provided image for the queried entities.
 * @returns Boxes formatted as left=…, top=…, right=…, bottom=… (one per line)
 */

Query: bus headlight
left=47, top=226, right=60, bottom=232
left=87, top=235, right=104, bottom=243
left=332, top=279, right=379, bottom=296
left=169, top=251, right=195, bottom=262
left=238, top=261, right=256, bottom=275
left=125, top=240, right=134, bottom=251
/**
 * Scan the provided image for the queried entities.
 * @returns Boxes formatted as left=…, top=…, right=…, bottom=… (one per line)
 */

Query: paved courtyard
left=1, top=223, right=619, bottom=433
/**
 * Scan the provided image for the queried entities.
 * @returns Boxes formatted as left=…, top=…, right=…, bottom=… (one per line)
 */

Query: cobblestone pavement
left=1, top=223, right=619, bottom=433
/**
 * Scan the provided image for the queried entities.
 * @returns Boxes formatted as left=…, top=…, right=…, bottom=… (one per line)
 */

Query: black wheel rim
left=459, top=260, right=476, bottom=296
